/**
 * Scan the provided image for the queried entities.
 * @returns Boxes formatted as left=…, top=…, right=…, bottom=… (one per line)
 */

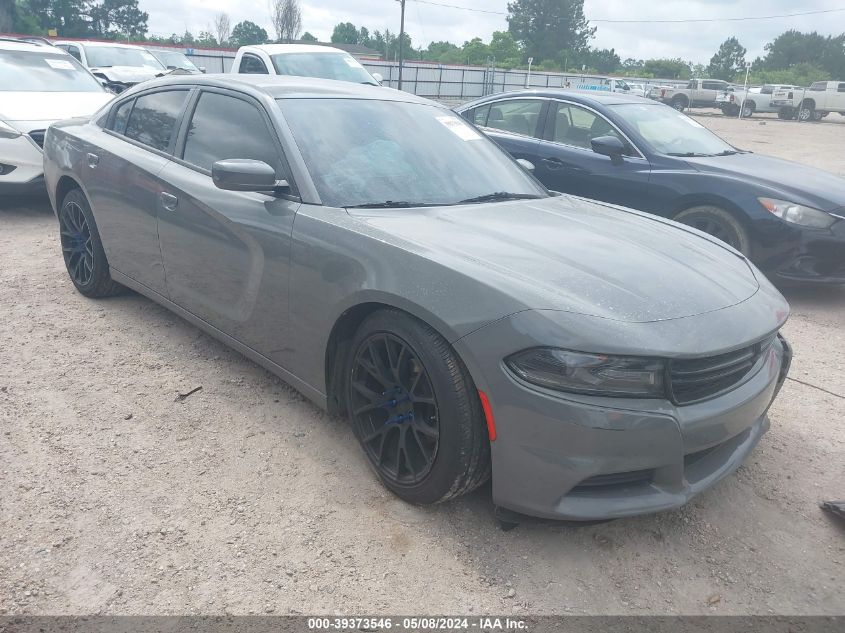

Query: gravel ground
left=1, top=116, right=843, bottom=617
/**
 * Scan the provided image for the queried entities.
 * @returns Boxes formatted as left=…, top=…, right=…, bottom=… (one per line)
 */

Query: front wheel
left=797, top=102, right=814, bottom=122
left=58, top=189, right=124, bottom=298
left=345, top=309, right=491, bottom=505
left=674, top=206, right=751, bottom=255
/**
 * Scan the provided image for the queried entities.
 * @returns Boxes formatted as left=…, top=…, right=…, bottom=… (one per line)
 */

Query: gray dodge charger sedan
left=43, top=75, right=792, bottom=521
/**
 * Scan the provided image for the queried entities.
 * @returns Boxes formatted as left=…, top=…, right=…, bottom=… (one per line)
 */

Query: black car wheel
left=346, top=309, right=490, bottom=505
left=671, top=97, right=687, bottom=112
left=59, top=189, right=124, bottom=298
left=674, top=206, right=751, bottom=255
left=797, top=102, right=814, bottom=122
left=741, top=103, right=755, bottom=118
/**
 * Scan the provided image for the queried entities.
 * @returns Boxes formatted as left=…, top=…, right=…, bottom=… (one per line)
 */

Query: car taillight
left=788, top=92, right=793, bottom=99
left=660, top=89, right=666, bottom=97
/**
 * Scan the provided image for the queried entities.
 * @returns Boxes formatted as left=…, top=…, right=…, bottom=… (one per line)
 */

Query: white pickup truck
left=771, top=81, right=845, bottom=121
left=652, top=79, right=731, bottom=112
left=716, top=84, right=802, bottom=118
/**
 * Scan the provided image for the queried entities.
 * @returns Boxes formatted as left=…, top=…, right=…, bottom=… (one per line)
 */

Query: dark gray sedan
left=43, top=75, right=792, bottom=521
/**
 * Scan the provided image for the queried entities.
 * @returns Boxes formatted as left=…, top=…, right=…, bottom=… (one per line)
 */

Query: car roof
left=460, top=88, right=654, bottom=109
left=55, top=40, right=148, bottom=50
left=125, top=73, right=439, bottom=105
left=241, top=44, right=349, bottom=55
left=0, top=38, right=67, bottom=54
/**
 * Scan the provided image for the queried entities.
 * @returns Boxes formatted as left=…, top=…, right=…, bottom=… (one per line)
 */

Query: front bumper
left=763, top=217, right=845, bottom=285
left=0, top=134, right=45, bottom=194
left=455, top=307, right=791, bottom=521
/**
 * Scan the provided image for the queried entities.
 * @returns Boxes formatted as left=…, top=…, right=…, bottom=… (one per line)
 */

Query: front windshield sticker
left=45, top=58, right=75, bottom=70
left=436, top=116, right=482, bottom=141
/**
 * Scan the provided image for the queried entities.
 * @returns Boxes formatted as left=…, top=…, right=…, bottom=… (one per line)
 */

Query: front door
left=156, top=89, right=299, bottom=364
left=533, top=100, right=652, bottom=208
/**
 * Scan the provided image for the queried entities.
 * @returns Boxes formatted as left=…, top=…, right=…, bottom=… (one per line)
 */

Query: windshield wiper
left=344, top=201, right=442, bottom=209
left=713, top=149, right=740, bottom=156
left=457, top=192, right=544, bottom=204
left=666, top=152, right=713, bottom=157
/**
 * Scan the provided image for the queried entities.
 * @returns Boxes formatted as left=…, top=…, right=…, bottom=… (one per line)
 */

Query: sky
left=143, top=0, right=845, bottom=65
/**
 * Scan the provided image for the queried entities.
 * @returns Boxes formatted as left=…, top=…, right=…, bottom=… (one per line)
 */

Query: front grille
left=668, top=336, right=775, bottom=405
left=28, top=130, right=45, bottom=148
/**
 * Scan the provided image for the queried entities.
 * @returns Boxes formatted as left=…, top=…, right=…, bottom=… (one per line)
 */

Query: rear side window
left=702, top=81, right=725, bottom=90
left=838, top=83, right=845, bottom=93
left=809, top=82, right=826, bottom=91
left=182, top=92, right=281, bottom=174
left=123, top=90, right=189, bottom=152
left=111, top=99, right=133, bottom=134
left=467, top=104, right=490, bottom=126
left=483, top=99, right=542, bottom=137
left=239, top=54, right=268, bottom=74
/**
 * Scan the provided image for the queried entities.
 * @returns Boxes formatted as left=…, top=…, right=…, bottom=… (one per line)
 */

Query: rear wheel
left=777, top=107, right=794, bottom=120
left=58, top=189, right=124, bottom=298
left=674, top=206, right=751, bottom=255
left=670, top=97, right=687, bottom=112
left=797, top=102, right=815, bottom=122
left=741, top=102, right=755, bottom=118
left=345, top=309, right=490, bottom=505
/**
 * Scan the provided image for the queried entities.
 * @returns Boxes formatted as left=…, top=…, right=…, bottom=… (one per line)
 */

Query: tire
left=797, top=101, right=814, bottom=122
left=670, top=97, right=687, bottom=112
left=777, top=107, right=793, bottom=120
left=344, top=309, right=491, bottom=505
left=812, top=111, right=824, bottom=121
left=674, top=205, right=751, bottom=255
left=58, top=188, right=124, bottom=298
left=721, top=104, right=738, bottom=117
left=741, top=102, right=754, bottom=118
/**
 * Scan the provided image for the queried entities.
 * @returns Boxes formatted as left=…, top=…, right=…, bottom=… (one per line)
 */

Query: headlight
left=0, top=120, right=21, bottom=139
left=759, top=197, right=835, bottom=229
left=505, top=348, right=666, bottom=398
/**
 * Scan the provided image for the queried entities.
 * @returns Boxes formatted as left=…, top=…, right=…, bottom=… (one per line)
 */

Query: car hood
left=89, top=65, right=163, bottom=83
left=683, top=152, right=845, bottom=212
left=348, top=196, right=760, bottom=323
left=0, top=92, right=113, bottom=132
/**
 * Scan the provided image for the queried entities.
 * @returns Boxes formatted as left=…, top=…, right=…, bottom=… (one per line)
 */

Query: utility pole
left=397, top=0, right=406, bottom=91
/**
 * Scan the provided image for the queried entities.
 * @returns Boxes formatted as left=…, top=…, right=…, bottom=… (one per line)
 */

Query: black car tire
left=741, top=102, right=755, bottom=118
left=721, top=104, right=739, bottom=117
left=58, top=189, right=124, bottom=298
left=345, top=309, right=491, bottom=505
left=671, top=97, right=687, bottom=112
left=777, top=107, right=794, bottom=120
left=674, top=206, right=751, bottom=255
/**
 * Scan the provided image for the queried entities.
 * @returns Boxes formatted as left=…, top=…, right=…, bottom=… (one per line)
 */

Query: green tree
left=0, top=0, right=14, bottom=31
left=488, top=31, right=521, bottom=65
left=761, top=30, right=845, bottom=79
left=586, top=47, right=620, bottom=74
left=461, top=37, right=489, bottom=65
left=195, top=31, right=217, bottom=47
left=707, top=36, right=746, bottom=81
left=426, top=40, right=462, bottom=64
left=643, top=58, right=691, bottom=79
left=300, top=31, right=317, bottom=42
left=331, top=21, right=359, bottom=44
left=230, top=20, right=267, bottom=46
left=507, top=0, right=595, bottom=63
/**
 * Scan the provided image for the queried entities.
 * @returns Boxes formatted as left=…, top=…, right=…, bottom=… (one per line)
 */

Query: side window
left=483, top=99, right=542, bottom=137
left=182, top=92, right=282, bottom=175
left=838, top=83, right=845, bottom=93
left=809, top=82, right=826, bottom=91
left=551, top=102, right=623, bottom=150
left=110, top=99, right=134, bottom=135
left=239, top=54, right=269, bottom=74
left=468, top=104, right=490, bottom=126
left=702, top=81, right=724, bottom=91
left=123, top=90, right=189, bottom=152
left=66, top=46, right=82, bottom=62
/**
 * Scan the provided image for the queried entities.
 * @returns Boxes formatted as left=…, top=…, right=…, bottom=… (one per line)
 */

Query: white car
left=53, top=40, right=167, bottom=93
left=231, top=44, right=382, bottom=85
left=0, top=38, right=113, bottom=194
left=626, top=82, right=647, bottom=98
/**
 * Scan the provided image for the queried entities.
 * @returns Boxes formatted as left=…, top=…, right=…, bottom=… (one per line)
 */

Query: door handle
left=86, top=153, right=99, bottom=168
left=540, top=157, right=566, bottom=170
left=160, top=192, right=178, bottom=212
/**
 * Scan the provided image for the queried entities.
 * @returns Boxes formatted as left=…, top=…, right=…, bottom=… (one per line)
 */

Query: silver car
left=43, top=75, right=792, bottom=521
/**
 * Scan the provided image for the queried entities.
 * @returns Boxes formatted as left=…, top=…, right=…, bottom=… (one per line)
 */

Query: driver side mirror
left=372, top=72, right=384, bottom=85
left=591, top=136, right=627, bottom=165
left=212, top=159, right=287, bottom=192
left=515, top=158, right=535, bottom=172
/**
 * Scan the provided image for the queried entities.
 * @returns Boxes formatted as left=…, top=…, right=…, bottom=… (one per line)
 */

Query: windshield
left=86, top=46, right=164, bottom=70
left=151, top=50, right=198, bottom=71
left=0, top=50, right=105, bottom=92
left=278, top=99, right=547, bottom=208
left=609, top=103, right=735, bottom=156
left=271, top=52, right=376, bottom=84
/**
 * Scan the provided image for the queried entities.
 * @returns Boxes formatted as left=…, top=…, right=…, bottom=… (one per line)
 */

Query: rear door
left=156, top=88, right=299, bottom=362
left=84, top=88, right=192, bottom=296
left=532, top=100, right=652, bottom=206
left=464, top=98, right=547, bottom=164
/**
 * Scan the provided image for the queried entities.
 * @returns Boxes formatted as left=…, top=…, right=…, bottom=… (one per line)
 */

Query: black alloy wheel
left=59, top=199, right=94, bottom=287
left=349, top=332, right=440, bottom=486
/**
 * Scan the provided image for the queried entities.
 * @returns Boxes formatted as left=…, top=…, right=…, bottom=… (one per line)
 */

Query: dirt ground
left=1, top=115, right=843, bottom=617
